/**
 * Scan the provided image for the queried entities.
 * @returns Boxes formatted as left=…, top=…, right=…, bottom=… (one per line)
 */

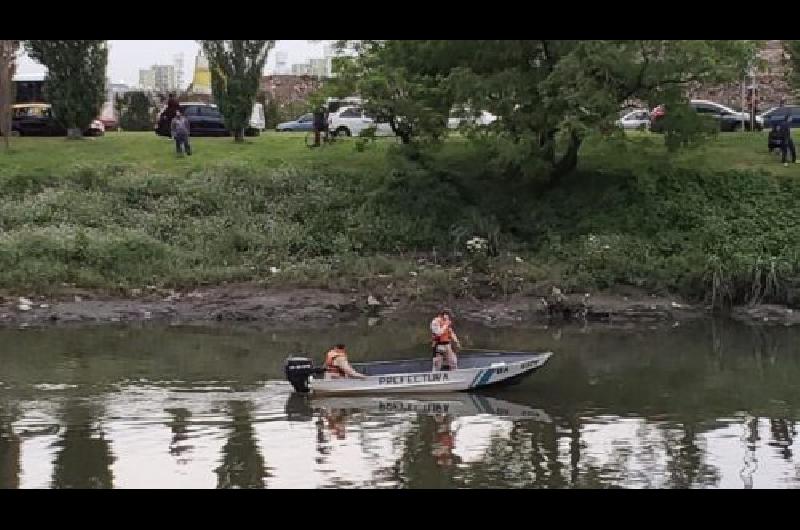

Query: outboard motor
left=284, top=356, right=326, bottom=393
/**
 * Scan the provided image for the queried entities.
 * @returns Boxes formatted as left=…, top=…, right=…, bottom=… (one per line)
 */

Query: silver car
left=616, top=109, right=650, bottom=130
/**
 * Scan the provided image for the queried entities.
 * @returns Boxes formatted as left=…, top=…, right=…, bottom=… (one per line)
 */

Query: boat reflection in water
left=287, top=393, right=552, bottom=423
left=286, top=393, right=552, bottom=471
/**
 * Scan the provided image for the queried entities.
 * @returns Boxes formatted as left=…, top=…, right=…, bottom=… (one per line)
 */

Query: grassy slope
left=0, top=130, right=798, bottom=306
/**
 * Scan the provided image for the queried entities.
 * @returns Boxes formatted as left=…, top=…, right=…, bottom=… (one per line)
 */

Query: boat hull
left=307, top=352, right=552, bottom=396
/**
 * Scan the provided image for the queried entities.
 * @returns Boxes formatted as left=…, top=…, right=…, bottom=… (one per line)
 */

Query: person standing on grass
left=778, top=114, right=797, bottom=166
left=171, top=110, right=192, bottom=157
left=312, top=105, right=328, bottom=147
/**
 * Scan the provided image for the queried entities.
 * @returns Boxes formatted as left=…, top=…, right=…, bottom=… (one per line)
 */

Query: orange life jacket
left=431, top=316, right=453, bottom=344
left=325, top=348, right=347, bottom=377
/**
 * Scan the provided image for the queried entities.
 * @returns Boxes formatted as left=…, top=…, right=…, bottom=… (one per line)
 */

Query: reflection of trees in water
left=451, top=421, right=563, bottom=488
left=739, top=415, right=759, bottom=489
left=165, top=408, right=193, bottom=463
left=378, top=414, right=460, bottom=489
left=215, top=401, right=270, bottom=489
left=50, top=400, right=114, bottom=489
left=0, top=407, right=20, bottom=489
left=662, top=421, right=720, bottom=489
left=768, top=418, right=795, bottom=461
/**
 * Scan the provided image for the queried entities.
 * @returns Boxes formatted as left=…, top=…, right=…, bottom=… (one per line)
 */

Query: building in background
left=688, top=41, right=791, bottom=110
left=260, top=74, right=323, bottom=106
left=174, top=53, right=185, bottom=91
left=275, top=51, right=289, bottom=75
left=107, top=80, right=130, bottom=101
left=138, top=68, right=155, bottom=91
left=291, top=63, right=311, bottom=76
left=323, top=43, right=335, bottom=77
left=152, top=65, right=176, bottom=94
left=11, top=72, right=46, bottom=103
left=187, top=50, right=212, bottom=97
left=309, top=58, right=328, bottom=78
left=138, top=64, right=177, bottom=94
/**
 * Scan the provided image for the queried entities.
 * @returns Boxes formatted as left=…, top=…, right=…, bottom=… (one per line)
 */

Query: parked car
left=615, top=109, right=650, bottom=130
left=326, top=96, right=363, bottom=114
left=761, top=105, right=800, bottom=129
left=650, top=100, right=763, bottom=133
left=276, top=113, right=315, bottom=132
left=447, top=108, right=498, bottom=129
left=155, top=102, right=260, bottom=137
left=7, top=103, right=104, bottom=137
left=328, top=106, right=394, bottom=137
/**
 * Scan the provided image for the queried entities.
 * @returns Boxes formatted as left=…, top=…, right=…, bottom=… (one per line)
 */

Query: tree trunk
left=234, top=128, right=245, bottom=142
left=0, top=40, right=17, bottom=151
left=547, top=131, right=582, bottom=187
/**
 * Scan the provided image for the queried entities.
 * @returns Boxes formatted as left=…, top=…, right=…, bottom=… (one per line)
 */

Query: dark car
left=8, top=103, right=105, bottom=137
left=276, top=113, right=315, bottom=132
left=155, top=103, right=230, bottom=137
left=761, top=106, right=800, bottom=129
left=650, top=99, right=763, bottom=133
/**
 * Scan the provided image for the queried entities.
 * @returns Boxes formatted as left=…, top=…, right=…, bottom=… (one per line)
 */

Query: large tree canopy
left=334, top=40, right=760, bottom=183
left=199, top=40, right=275, bottom=142
left=25, top=40, right=108, bottom=137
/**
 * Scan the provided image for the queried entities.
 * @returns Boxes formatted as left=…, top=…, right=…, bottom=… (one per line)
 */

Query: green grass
left=0, top=131, right=393, bottom=176
left=580, top=130, right=794, bottom=176
left=1, top=130, right=799, bottom=307
left=0, top=129, right=788, bottom=177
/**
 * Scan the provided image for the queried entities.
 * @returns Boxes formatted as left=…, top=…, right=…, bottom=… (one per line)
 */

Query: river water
left=0, top=317, right=798, bottom=489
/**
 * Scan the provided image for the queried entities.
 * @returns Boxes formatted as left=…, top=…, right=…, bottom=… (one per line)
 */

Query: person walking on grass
left=171, top=110, right=192, bottom=157
left=777, top=114, right=797, bottom=166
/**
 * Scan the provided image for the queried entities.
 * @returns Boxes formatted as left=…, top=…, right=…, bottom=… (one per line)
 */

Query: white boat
left=286, top=393, right=552, bottom=422
left=284, top=351, right=553, bottom=396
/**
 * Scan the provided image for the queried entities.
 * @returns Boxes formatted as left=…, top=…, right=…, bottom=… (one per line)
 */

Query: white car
left=90, top=119, right=105, bottom=136
left=447, top=109, right=497, bottom=129
left=328, top=106, right=394, bottom=137
left=616, top=109, right=650, bottom=130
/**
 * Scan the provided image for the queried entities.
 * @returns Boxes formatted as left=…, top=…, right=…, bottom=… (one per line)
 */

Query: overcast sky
left=16, top=40, right=330, bottom=88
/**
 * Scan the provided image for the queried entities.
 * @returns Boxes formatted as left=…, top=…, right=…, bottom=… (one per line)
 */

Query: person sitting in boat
left=324, top=344, right=367, bottom=379
left=430, top=309, right=460, bottom=371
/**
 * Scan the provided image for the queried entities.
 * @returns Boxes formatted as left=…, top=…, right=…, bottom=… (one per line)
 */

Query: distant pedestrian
left=312, top=104, right=328, bottom=147
left=171, top=110, right=192, bottom=156
left=777, top=114, right=797, bottom=166
left=165, top=92, right=180, bottom=122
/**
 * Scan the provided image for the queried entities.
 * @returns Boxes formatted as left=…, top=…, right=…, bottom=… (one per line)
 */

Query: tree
left=198, top=40, right=275, bottom=142
left=115, top=91, right=153, bottom=131
left=262, top=96, right=280, bottom=129
left=0, top=40, right=20, bottom=150
left=329, top=41, right=451, bottom=144
left=339, top=40, right=758, bottom=184
left=783, top=41, right=800, bottom=101
left=25, top=40, right=108, bottom=139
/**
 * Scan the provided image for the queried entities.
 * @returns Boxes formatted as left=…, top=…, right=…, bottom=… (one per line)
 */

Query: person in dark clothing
left=171, top=110, right=192, bottom=156
left=778, top=114, right=797, bottom=166
left=165, top=92, right=180, bottom=122
left=312, top=105, right=328, bottom=147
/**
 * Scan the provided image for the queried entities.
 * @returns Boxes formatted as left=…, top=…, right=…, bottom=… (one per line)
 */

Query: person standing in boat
left=324, top=344, right=367, bottom=379
left=430, top=309, right=460, bottom=371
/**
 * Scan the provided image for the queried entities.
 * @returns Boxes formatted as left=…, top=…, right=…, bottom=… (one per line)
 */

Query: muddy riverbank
left=2, top=284, right=796, bottom=329
left=0, top=284, right=726, bottom=328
